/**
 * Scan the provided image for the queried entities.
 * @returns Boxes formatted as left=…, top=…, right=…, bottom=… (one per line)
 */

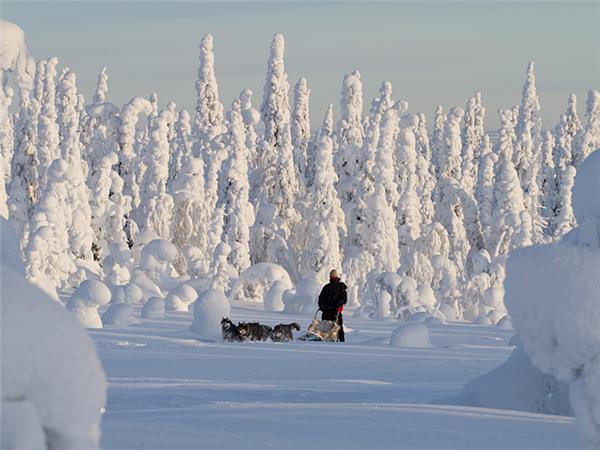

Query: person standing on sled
left=318, top=269, right=347, bottom=342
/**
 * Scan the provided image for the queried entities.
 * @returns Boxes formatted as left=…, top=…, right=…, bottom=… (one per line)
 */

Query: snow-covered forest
left=1, top=22, right=599, bottom=325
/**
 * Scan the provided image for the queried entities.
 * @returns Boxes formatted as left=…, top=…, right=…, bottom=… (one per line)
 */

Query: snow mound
left=282, top=277, right=321, bottom=315
left=141, top=297, right=166, bottom=319
left=452, top=343, right=571, bottom=415
left=264, top=279, right=287, bottom=312
left=189, top=288, right=230, bottom=341
left=111, top=283, right=143, bottom=305
left=390, top=323, right=430, bottom=348
left=230, top=263, right=292, bottom=303
left=503, top=151, right=600, bottom=446
left=102, top=302, right=140, bottom=327
left=2, top=217, right=106, bottom=449
left=66, top=279, right=112, bottom=329
left=164, top=283, right=198, bottom=311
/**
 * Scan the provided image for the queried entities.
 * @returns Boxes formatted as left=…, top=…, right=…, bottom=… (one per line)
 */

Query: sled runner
left=298, top=309, right=340, bottom=342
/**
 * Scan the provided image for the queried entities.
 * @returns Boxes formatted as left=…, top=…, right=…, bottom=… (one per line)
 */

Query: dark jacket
left=318, top=279, right=347, bottom=312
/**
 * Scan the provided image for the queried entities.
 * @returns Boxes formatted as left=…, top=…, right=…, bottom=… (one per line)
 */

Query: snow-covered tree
left=368, top=81, right=393, bottom=126
left=395, top=113, right=421, bottom=259
left=461, top=92, right=485, bottom=194
left=491, top=109, right=530, bottom=256
left=431, top=105, right=445, bottom=178
left=574, top=89, right=600, bottom=166
left=168, top=109, right=192, bottom=185
left=93, top=66, right=109, bottom=104
left=138, top=110, right=174, bottom=240
left=221, top=100, right=255, bottom=275
left=36, top=57, right=60, bottom=189
left=291, top=77, right=310, bottom=179
left=8, top=92, right=39, bottom=236
left=118, top=96, right=153, bottom=210
left=239, top=88, right=260, bottom=171
left=193, top=34, right=225, bottom=146
left=334, top=70, right=364, bottom=211
left=475, top=134, right=497, bottom=252
left=539, top=130, right=558, bottom=234
left=298, top=133, right=344, bottom=280
left=0, top=84, right=14, bottom=184
left=415, top=113, right=435, bottom=225
left=553, top=165, right=576, bottom=239
left=306, top=103, right=333, bottom=188
left=554, top=94, right=582, bottom=170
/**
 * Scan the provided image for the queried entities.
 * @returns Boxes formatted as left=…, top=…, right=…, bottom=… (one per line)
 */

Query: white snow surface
left=86, top=302, right=582, bottom=450
left=390, top=322, right=431, bottom=347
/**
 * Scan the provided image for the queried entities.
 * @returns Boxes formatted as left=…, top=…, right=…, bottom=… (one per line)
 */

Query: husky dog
left=270, top=323, right=301, bottom=342
left=221, top=317, right=244, bottom=342
left=238, top=322, right=272, bottom=341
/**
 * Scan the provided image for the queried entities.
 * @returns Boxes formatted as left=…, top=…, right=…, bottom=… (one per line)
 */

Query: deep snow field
left=94, top=303, right=581, bottom=450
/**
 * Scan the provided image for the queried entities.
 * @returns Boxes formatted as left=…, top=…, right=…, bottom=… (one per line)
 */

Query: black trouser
left=321, top=309, right=345, bottom=342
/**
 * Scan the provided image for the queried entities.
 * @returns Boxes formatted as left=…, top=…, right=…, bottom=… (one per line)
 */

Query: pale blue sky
left=2, top=1, right=599, bottom=130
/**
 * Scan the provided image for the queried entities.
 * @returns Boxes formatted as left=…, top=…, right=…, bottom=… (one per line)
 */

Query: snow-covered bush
left=390, top=323, right=430, bottom=348
left=111, top=282, right=143, bottom=306
left=1, top=217, right=106, bottom=450
left=505, top=150, right=600, bottom=446
left=141, top=296, right=166, bottom=319
left=164, top=283, right=198, bottom=312
left=189, top=288, right=230, bottom=341
left=102, top=302, right=139, bottom=327
left=229, top=262, right=292, bottom=303
left=66, top=279, right=112, bottom=328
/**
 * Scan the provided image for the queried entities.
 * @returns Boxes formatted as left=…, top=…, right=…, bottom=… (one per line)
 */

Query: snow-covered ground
left=95, top=304, right=581, bottom=450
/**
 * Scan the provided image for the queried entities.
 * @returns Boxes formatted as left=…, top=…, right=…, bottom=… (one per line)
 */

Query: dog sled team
left=221, top=269, right=348, bottom=343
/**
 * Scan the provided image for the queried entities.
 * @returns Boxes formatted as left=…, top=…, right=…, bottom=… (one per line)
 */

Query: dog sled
left=298, top=309, right=341, bottom=342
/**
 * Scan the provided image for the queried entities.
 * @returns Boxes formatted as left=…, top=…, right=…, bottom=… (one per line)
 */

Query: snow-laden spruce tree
left=89, top=153, right=117, bottom=260
left=512, top=63, right=545, bottom=243
left=298, top=133, right=344, bottom=280
left=306, top=103, right=333, bottom=188
left=368, top=81, right=394, bottom=126
left=168, top=109, right=192, bottom=186
left=57, top=70, right=94, bottom=262
left=8, top=92, right=39, bottom=238
left=491, top=109, right=530, bottom=256
left=36, top=57, right=60, bottom=190
left=431, top=105, right=445, bottom=179
left=553, top=165, right=576, bottom=239
left=514, top=61, right=542, bottom=180
left=253, top=34, right=302, bottom=253
left=221, top=100, right=255, bottom=275
left=291, top=77, right=310, bottom=179
left=0, top=84, right=14, bottom=184
left=554, top=94, right=582, bottom=170
left=118, top=96, right=153, bottom=210
left=171, top=156, right=209, bottom=275
left=334, top=70, right=364, bottom=213
left=25, top=159, right=77, bottom=291
left=238, top=88, right=260, bottom=171
left=574, top=89, right=600, bottom=167
left=93, top=66, right=108, bottom=104
left=193, top=34, right=225, bottom=148
left=415, top=112, right=435, bottom=225
left=475, top=134, right=497, bottom=252
left=434, top=106, right=474, bottom=276
left=539, top=130, right=559, bottom=235
left=461, top=92, right=485, bottom=195
left=395, top=113, right=421, bottom=260
left=138, top=110, right=174, bottom=240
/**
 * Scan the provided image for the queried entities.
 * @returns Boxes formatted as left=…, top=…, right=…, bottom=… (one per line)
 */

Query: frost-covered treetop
left=517, top=61, right=542, bottom=139
left=93, top=67, right=108, bottom=104
left=194, top=34, right=224, bottom=140
left=0, top=20, right=36, bottom=93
